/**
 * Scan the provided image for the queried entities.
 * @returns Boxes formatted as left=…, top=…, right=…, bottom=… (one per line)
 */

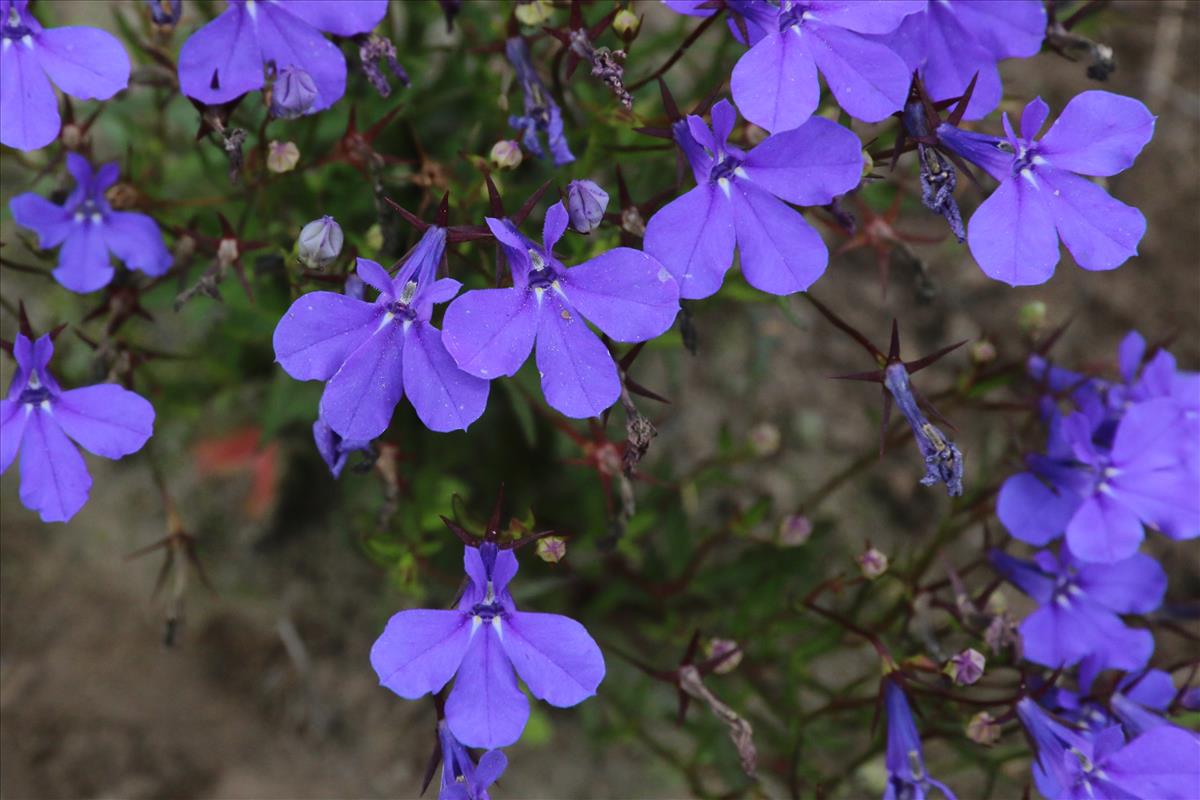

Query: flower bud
left=969, top=339, right=997, bottom=365
left=705, top=638, right=742, bottom=674
left=856, top=546, right=888, bottom=579
left=267, top=140, right=300, bottom=173
left=271, top=65, right=318, bottom=119
left=365, top=224, right=384, bottom=254
left=944, top=648, right=985, bottom=685
left=1017, top=301, right=1047, bottom=337
left=747, top=422, right=780, bottom=456
left=490, top=139, right=523, bottom=170
left=514, top=0, right=553, bottom=26
left=145, top=0, right=182, bottom=27
left=966, top=711, right=1000, bottom=746
left=613, top=9, right=640, bottom=37
left=105, top=182, right=139, bottom=211
left=777, top=514, right=813, bottom=547
left=565, top=179, right=609, bottom=234
left=536, top=536, right=567, bottom=563
left=297, top=216, right=343, bottom=270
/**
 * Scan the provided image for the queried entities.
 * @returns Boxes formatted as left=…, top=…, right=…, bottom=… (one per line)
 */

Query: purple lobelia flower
left=936, top=91, right=1156, bottom=286
left=370, top=541, right=606, bottom=749
left=177, top=0, right=387, bottom=114
left=436, top=721, right=506, bottom=800
left=505, top=36, right=574, bottom=166
left=728, top=0, right=924, bottom=132
left=1110, top=670, right=1192, bottom=739
left=643, top=99, right=862, bottom=299
left=0, top=0, right=130, bottom=151
left=997, top=398, right=1199, bottom=563
left=442, top=201, right=678, bottom=418
left=10, top=153, right=173, bottom=293
left=273, top=225, right=490, bottom=438
left=873, top=0, right=1046, bottom=120
left=989, top=548, right=1164, bottom=677
left=883, top=681, right=957, bottom=800
left=1, top=333, right=154, bottom=523
left=1017, top=697, right=1200, bottom=800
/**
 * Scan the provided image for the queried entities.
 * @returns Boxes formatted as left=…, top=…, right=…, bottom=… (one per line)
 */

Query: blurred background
left=1, top=1, right=1197, bottom=798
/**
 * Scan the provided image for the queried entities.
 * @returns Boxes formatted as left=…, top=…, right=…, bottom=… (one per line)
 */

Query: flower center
left=470, top=601, right=505, bottom=623
left=386, top=281, right=419, bottom=320
left=19, top=385, right=52, bottom=407
left=2, top=6, right=32, bottom=39
left=709, top=154, right=742, bottom=183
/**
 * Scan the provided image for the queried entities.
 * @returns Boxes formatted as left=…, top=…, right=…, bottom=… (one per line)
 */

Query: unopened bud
left=514, top=0, right=553, bottom=26
left=105, top=182, right=139, bottom=211
left=267, top=140, right=300, bottom=173
left=565, top=179, right=609, bottom=234
left=861, top=148, right=875, bottom=178
left=613, top=8, right=640, bottom=36
left=747, top=422, right=780, bottom=456
left=217, top=237, right=239, bottom=268
left=365, top=224, right=384, bottom=254
left=944, top=648, right=985, bottom=685
left=744, top=123, right=769, bottom=147
left=969, top=339, right=996, bottom=365
left=856, top=546, right=888, bottom=579
left=536, top=536, right=567, bottom=563
left=1017, top=301, right=1047, bottom=337
left=490, top=139, right=523, bottom=170
left=966, top=711, right=1000, bottom=746
left=705, top=638, right=742, bottom=674
left=271, top=65, right=318, bottom=119
left=297, top=216, right=343, bottom=270
left=60, top=122, right=85, bottom=151
left=777, top=514, right=812, bottom=547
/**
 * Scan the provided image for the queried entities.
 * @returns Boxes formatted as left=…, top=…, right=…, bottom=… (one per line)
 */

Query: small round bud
left=271, top=65, right=318, bottom=119
left=969, top=339, right=997, bottom=365
left=705, top=638, right=742, bottom=674
left=490, top=139, right=523, bottom=170
left=744, top=123, right=769, bottom=146
left=536, top=536, right=567, bottom=564
left=297, top=216, right=344, bottom=270
left=856, top=546, right=888, bottom=579
left=565, top=179, right=609, bottom=234
left=747, top=422, right=781, bottom=457
left=217, top=237, right=240, bottom=267
left=944, top=648, right=986, bottom=685
left=105, top=182, right=139, bottom=211
left=267, top=140, right=300, bottom=173
left=861, top=148, right=875, bottom=178
left=966, top=711, right=1000, bottom=746
left=777, top=514, right=813, bottom=547
left=60, top=123, right=85, bottom=151
left=514, top=0, right=553, bottom=26
left=613, top=9, right=640, bottom=36
left=1018, top=301, right=1047, bottom=337
left=365, top=224, right=384, bottom=254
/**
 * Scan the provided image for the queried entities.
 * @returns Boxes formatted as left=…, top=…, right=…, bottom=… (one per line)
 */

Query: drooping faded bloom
left=370, top=542, right=606, bottom=748
left=644, top=99, right=862, bottom=299
left=1, top=333, right=155, bottom=523
left=729, top=0, right=924, bottom=131
left=937, top=91, right=1156, bottom=286
left=442, top=201, right=678, bottom=418
left=883, top=681, right=957, bottom=800
left=505, top=36, right=574, bottom=165
left=1017, top=697, right=1200, bottom=800
left=435, top=721, right=506, bottom=800
left=874, top=0, right=1046, bottom=120
left=0, top=0, right=131, bottom=151
left=177, top=0, right=387, bottom=114
left=273, top=226, right=489, bottom=438
left=884, top=362, right=964, bottom=496
left=10, top=153, right=173, bottom=293
left=989, top=548, right=1164, bottom=678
